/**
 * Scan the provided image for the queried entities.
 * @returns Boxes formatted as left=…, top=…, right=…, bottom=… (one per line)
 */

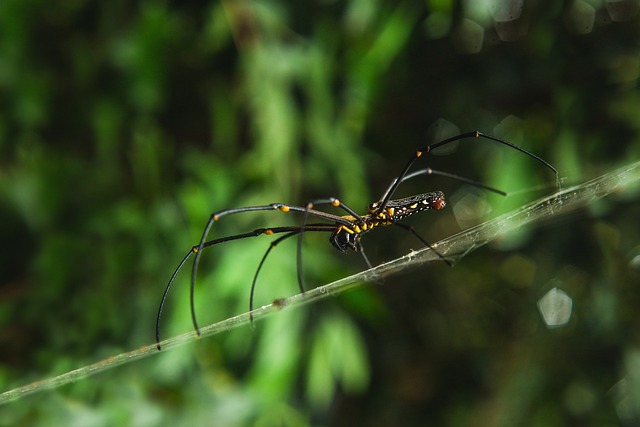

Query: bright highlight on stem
left=1, top=159, right=639, bottom=405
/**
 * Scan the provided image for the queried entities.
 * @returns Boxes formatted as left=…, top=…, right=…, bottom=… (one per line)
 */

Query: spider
left=155, top=131, right=557, bottom=348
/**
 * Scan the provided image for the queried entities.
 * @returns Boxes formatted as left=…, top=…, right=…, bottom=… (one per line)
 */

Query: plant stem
left=1, top=159, right=639, bottom=405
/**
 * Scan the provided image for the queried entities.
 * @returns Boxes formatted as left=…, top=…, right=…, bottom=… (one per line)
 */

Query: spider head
left=330, top=228, right=360, bottom=253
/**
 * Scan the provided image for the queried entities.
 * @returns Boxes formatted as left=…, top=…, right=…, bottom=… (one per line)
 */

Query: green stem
left=1, top=159, right=639, bottom=405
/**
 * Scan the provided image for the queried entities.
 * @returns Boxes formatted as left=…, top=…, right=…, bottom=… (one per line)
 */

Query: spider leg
left=375, top=131, right=558, bottom=214
left=250, top=231, right=299, bottom=323
left=156, top=224, right=336, bottom=348
left=156, top=248, right=193, bottom=350
left=354, top=238, right=388, bottom=286
left=400, top=167, right=507, bottom=196
left=249, top=225, right=336, bottom=322
left=157, top=227, right=284, bottom=348
left=297, top=198, right=365, bottom=294
left=392, top=222, right=453, bottom=267
left=356, top=240, right=374, bottom=270
left=190, top=204, right=358, bottom=337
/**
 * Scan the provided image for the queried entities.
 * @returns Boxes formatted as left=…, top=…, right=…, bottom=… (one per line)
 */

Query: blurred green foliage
left=1, top=0, right=640, bottom=425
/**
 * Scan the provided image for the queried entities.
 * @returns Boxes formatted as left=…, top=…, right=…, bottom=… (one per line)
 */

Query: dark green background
left=1, top=1, right=640, bottom=425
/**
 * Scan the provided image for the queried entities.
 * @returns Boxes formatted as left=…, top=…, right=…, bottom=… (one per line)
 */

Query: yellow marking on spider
left=340, top=225, right=355, bottom=234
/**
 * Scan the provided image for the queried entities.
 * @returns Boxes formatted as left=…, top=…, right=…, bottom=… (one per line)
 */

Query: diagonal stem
left=1, top=159, right=639, bottom=405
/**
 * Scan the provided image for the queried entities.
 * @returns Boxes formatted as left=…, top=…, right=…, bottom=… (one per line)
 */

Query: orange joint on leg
left=264, top=229, right=274, bottom=235
left=279, top=205, right=290, bottom=212
left=331, top=199, right=340, bottom=207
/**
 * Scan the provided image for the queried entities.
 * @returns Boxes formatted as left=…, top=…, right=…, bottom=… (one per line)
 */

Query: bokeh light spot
left=565, top=0, right=596, bottom=34
left=453, top=18, right=485, bottom=54
left=537, top=287, right=573, bottom=328
left=491, top=0, right=524, bottom=22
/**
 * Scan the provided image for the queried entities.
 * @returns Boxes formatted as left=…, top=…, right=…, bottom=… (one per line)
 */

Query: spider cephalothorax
left=329, top=191, right=447, bottom=253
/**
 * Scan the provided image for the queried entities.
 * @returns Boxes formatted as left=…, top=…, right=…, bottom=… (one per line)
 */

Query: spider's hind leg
left=298, top=197, right=365, bottom=293
left=392, top=222, right=453, bottom=267
left=250, top=231, right=299, bottom=323
left=354, top=238, right=386, bottom=285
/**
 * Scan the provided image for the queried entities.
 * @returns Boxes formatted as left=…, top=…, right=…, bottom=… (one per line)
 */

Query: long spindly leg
left=249, top=226, right=336, bottom=322
left=392, top=222, right=453, bottom=267
left=297, top=197, right=365, bottom=294
left=375, top=131, right=558, bottom=215
left=356, top=240, right=374, bottom=270
left=353, top=237, right=388, bottom=287
left=156, top=248, right=193, bottom=349
left=250, top=231, right=299, bottom=322
left=156, top=225, right=335, bottom=348
left=399, top=167, right=508, bottom=195
left=190, top=204, right=357, bottom=338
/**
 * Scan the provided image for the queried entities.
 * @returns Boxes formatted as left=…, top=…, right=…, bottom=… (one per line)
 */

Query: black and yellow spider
left=155, top=131, right=557, bottom=348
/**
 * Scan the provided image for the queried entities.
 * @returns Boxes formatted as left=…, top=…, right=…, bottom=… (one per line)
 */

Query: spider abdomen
left=369, top=191, right=446, bottom=221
